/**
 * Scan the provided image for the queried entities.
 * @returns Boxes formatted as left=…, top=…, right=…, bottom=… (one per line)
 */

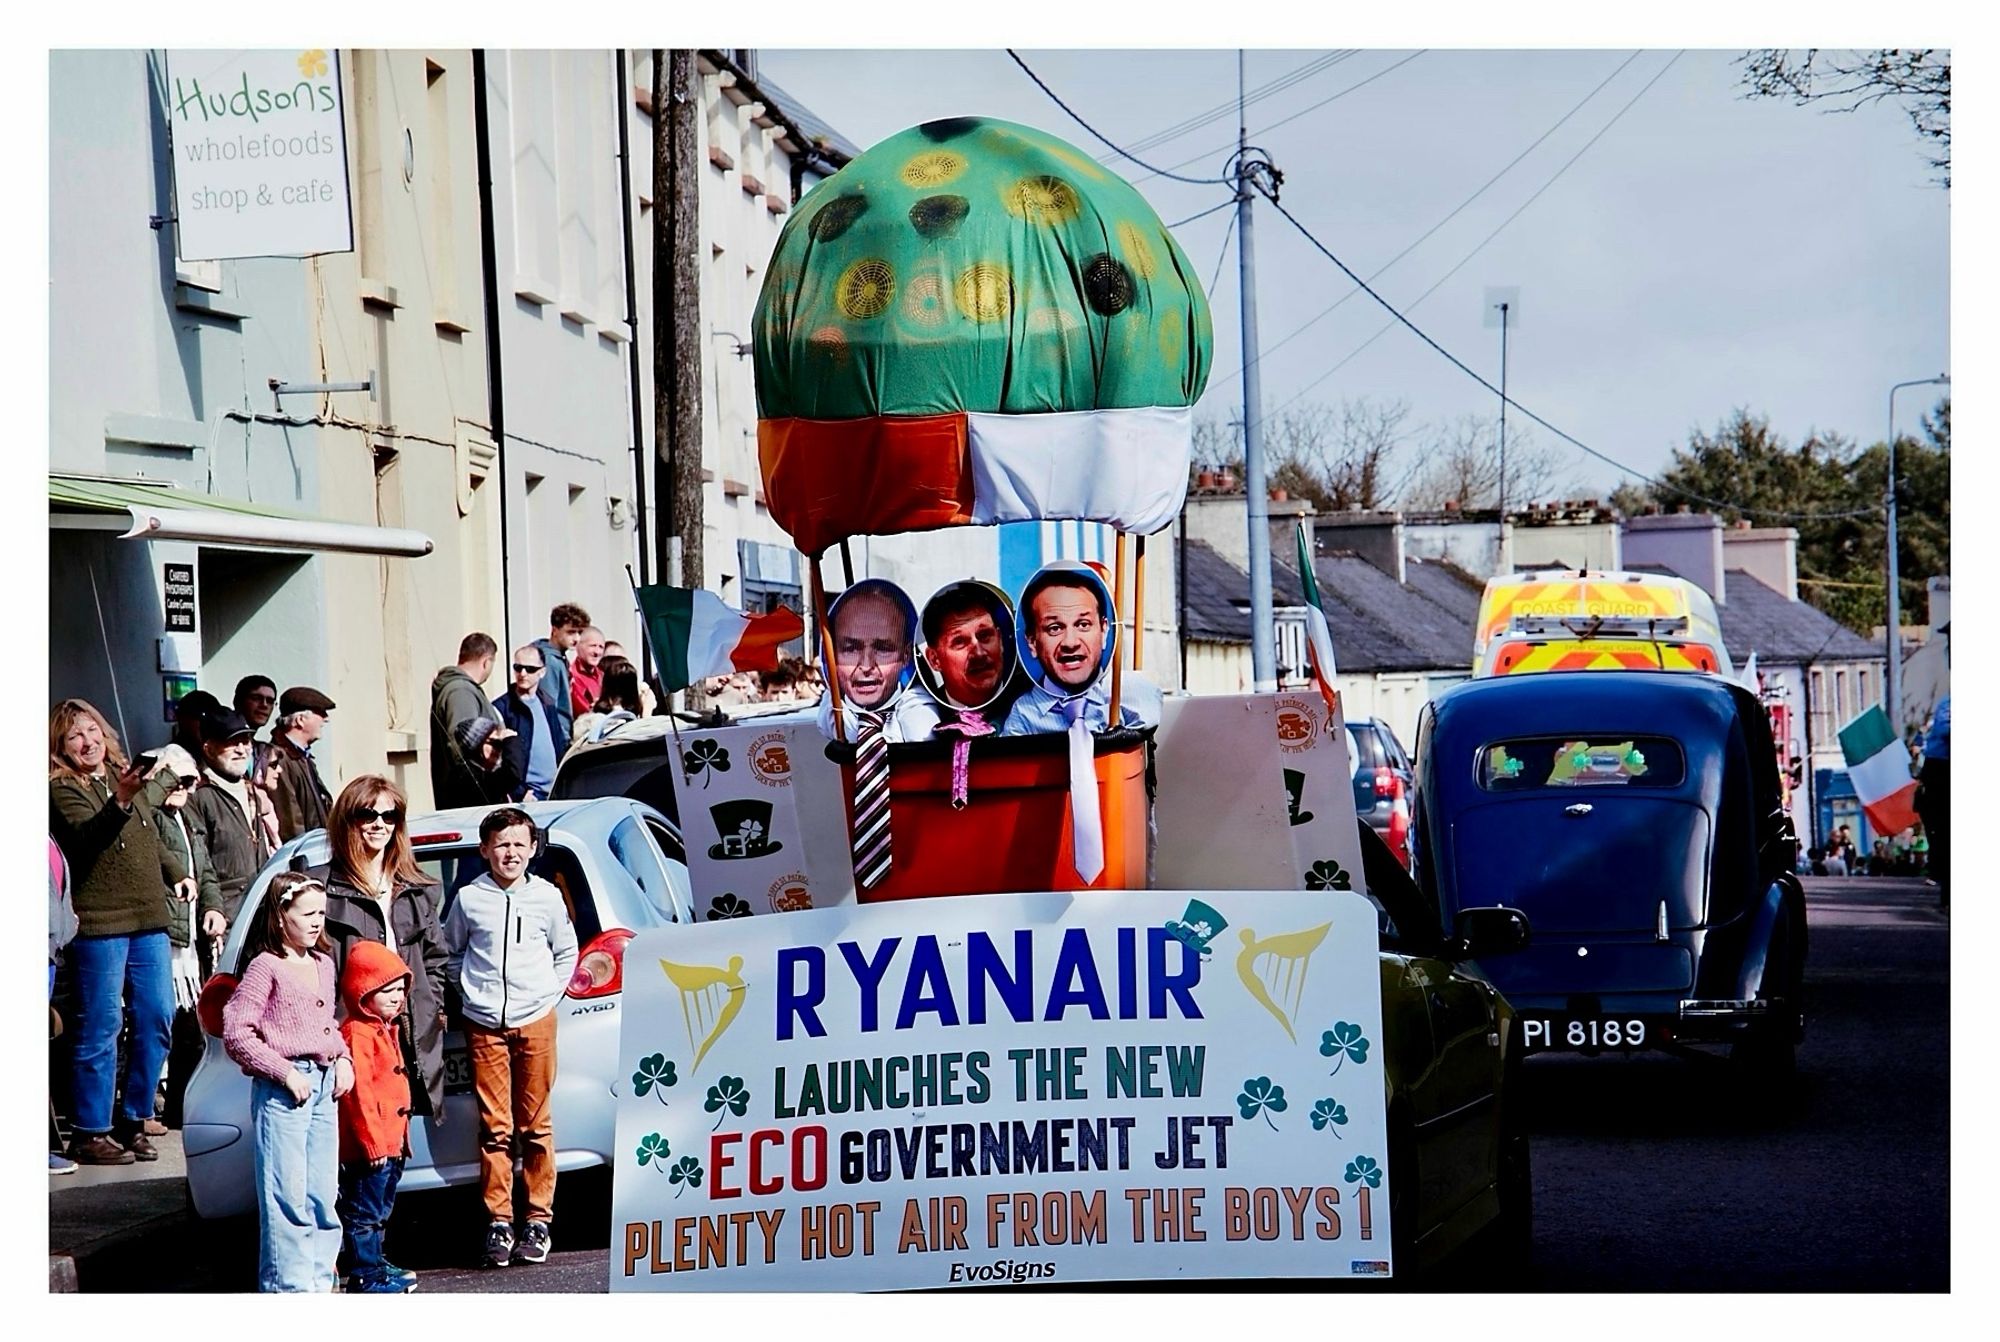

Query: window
left=425, top=57, right=460, bottom=322
left=1476, top=736, right=1686, bottom=791
left=607, top=816, right=677, bottom=924
left=1835, top=669, right=1849, bottom=724
left=1810, top=668, right=1829, bottom=741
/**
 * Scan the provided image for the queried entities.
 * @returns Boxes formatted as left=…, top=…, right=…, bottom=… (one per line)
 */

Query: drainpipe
left=615, top=50, right=653, bottom=679
left=472, top=49, right=512, bottom=654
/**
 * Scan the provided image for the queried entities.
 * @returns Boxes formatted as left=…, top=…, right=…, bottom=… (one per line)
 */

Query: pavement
left=48, top=1133, right=197, bottom=1292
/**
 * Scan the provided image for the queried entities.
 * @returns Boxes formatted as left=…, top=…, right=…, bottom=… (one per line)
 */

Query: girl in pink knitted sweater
left=222, top=873, right=354, bottom=1292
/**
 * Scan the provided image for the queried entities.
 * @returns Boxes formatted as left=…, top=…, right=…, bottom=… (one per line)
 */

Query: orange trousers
left=466, top=1008, right=558, bottom=1224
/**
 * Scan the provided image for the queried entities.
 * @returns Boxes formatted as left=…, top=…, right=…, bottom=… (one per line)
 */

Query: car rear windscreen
left=1477, top=735, right=1685, bottom=790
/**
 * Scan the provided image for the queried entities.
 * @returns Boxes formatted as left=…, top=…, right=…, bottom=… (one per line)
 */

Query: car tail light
left=410, top=831, right=464, bottom=846
left=567, top=928, right=635, bottom=999
left=1374, top=767, right=1402, bottom=798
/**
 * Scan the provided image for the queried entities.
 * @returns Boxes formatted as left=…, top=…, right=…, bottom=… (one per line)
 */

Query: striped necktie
left=850, top=709, right=893, bottom=889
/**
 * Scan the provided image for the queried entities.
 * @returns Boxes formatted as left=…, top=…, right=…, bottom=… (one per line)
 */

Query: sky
left=757, top=47, right=1951, bottom=505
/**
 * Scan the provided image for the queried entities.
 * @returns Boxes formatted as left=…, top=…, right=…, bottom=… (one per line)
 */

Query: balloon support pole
left=1110, top=531, right=1128, bottom=724
left=1132, top=534, right=1147, bottom=672
left=811, top=553, right=847, bottom=741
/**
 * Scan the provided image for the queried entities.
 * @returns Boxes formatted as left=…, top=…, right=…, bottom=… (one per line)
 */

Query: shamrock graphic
left=1305, top=859, right=1352, bottom=892
left=631, top=1053, right=677, bottom=1106
left=1320, top=1021, right=1371, bottom=1074
left=1344, top=1154, right=1383, bottom=1189
left=297, top=49, right=328, bottom=79
left=1236, top=1076, right=1288, bottom=1132
left=704, top=1075, right=751, bottom=1130
left=1310, top=1098, right=1349, bottom=1137
left=635, top=1132, right=671, bottom=1170
left=669, top=1155, right=705, bottom=1198
left=736, top=819, right=765, bottom=846
left=708, top=893, right=753, bottom=920
left=683, top=739, right=731, bottom=787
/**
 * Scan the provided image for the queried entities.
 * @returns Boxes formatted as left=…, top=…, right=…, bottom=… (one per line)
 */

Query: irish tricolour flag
left=1838, top=705, right=1920, bottom=837
left=635, top=583, right=804, bottom=693
left=1296, top=521, right=1339, bottom=713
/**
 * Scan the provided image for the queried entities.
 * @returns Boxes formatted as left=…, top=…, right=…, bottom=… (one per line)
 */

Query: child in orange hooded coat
left=336, top=939, right=419, bottom=1293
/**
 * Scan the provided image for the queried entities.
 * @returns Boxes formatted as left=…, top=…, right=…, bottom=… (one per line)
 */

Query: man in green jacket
left=431, top=632, right=500, bottom=810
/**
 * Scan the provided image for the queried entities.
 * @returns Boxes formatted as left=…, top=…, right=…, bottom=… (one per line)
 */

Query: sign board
left=163, top=562, right=197, bottom=632
left=609, top=888, right=1393, bottom=1291
left=162, top=673, right=198, bottom=724
left=165, top=49, right=355, bottom=261
left=1154, top=694, right=1367, bottom=899
left=664, top=717, right=858, bottom=921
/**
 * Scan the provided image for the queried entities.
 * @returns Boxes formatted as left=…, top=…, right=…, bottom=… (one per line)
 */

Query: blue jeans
left=338, top=1157, right=405, bottom=1284
left=67, top=931, right=173, bottom=1135
left=252, top=1060, right=342, bottom=1292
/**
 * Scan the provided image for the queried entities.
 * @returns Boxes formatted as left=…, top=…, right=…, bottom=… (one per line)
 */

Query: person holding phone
left=48, top=698, right=185, bottom=1165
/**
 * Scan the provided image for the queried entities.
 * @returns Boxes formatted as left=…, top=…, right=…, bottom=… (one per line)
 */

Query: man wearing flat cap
left=185, top=708, right=276, bottom=962
left=269, top=686, right=336, bottom=841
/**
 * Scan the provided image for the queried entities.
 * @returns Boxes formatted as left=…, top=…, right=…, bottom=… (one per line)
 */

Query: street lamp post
left=1884, top=373, right=1949, bottom=740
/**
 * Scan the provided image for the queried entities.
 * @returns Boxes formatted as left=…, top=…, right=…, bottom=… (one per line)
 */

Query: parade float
left=599, top=118, right=1520, bottom=1293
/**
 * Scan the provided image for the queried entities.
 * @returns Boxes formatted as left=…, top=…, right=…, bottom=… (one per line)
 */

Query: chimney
left=1721, top=523, right=1800, bottom=602
left=1621, top=511, right=1727, bottom=603
left=1311, top=510, right=1405, bottom=583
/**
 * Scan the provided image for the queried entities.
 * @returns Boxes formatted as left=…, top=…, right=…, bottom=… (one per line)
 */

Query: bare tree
left=1191, top=413, right=1241, bottom=472
left=1223, top=398, right=1411, bottom=511
left=1399, top=415, right=1573, bottom=512
left=1739, top=49, right=1950, bottom=186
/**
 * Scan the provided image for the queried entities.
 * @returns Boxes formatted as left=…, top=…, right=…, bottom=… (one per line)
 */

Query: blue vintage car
left=1409, top=671, right=1806, bottom=1080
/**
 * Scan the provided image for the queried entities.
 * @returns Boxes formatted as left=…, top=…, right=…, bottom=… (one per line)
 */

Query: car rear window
left=1477, top=736, right=1685, bottom=791
left=1346, top=724, right=1385, bottom=774
left=422, top=842, right=602, bottom=942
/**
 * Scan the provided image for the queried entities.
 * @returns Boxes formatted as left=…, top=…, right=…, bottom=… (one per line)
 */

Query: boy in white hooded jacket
left=443, top=807, right=577, bottom=1270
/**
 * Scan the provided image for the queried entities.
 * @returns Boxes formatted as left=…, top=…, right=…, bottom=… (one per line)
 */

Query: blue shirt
left=1001, top=675, right=1162, bottom=736
left=1923, top=694, right=1950, bottom=761
left=522, top=692, right=556, bottom=793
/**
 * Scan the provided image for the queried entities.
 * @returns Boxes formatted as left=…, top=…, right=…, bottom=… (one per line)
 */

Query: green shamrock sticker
left=704, top=1075, right=751, bottom=1130
left=708, top=893, right=753, bottom=920
left=1236, top=1076, right=1288, bottom=1131
left=635, top=1132, right=671, bottom=1170
left=669, top=1155, right=704, bottom=1198
left=632, top=1053, right=677, bottom=1106
left=1320, top=1021, right=1370, bottom=1074
left=1343, top=1154, right=1383, bottom=1189
left=683, top=739, right=731, bottom=787
left=1310, top=1098, right=1349, bottom=1137
left=1305, top=859, right=1352, bottom=892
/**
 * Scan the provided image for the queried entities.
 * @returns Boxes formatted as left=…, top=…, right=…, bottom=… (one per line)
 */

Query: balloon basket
left=835, top=729, right=1152, bottom=902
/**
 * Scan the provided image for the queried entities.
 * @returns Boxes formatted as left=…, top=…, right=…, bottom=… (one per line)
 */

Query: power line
left=1112, top=51, right=1357, bottom=160
left=1219, top=50, right=1641, bottom=383
left=1135, top=50, right=1429, bottom=185
left=1004, top=51, right=1235, bottom=186
left=1167, top=197, right=1238, bottom=229
left=1255, top=181, right=1880, bottom=523
left=1267, top=51, right=1680, bottom=418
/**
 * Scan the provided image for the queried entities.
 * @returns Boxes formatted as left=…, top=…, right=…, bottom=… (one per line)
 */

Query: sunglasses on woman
left=356, top=806, right=403, bottom=825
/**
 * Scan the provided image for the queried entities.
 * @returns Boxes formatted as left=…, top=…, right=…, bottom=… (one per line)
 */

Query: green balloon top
left=752, top=117, right=1214, bottom=422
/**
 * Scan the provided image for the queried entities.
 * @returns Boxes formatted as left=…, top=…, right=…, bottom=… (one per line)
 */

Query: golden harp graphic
left=660, top=955, right=747, bottom=1071
left=1234, top=923, right=1332, bottom=1042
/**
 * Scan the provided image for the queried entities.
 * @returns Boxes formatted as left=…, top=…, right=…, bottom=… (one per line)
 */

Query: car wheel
left=1732, top=911, right=1802, bottom=1094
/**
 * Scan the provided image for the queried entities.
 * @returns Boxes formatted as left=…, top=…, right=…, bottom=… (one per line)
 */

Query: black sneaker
left=483, top=1221, right=515, bottom=1269
left=513, top=1220, right=552, bottom=1264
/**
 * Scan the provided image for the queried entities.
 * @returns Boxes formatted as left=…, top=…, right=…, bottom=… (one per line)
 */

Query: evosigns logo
left=946, top=1258, right=1059, bottom=1286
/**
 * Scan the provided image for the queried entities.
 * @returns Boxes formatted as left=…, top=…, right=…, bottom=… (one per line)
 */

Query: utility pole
left=1233, top=50, right=1281, bottom=693
left=654, top=50, right=705, bottom=595
left=1483, top=287, right=1519, bottom=516
left=1884, top=373, right=1949, bottom=736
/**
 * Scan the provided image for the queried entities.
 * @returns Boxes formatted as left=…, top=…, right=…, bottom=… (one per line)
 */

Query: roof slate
left=1624, top=563, right=1883, bottom=664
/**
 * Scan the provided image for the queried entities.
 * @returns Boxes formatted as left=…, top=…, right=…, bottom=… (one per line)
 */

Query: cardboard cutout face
left=1026, top=582, right=1107, bottom=692
left=926, top=606, right=1007, bottom=706
left=830, top=592, right=911, bottom=711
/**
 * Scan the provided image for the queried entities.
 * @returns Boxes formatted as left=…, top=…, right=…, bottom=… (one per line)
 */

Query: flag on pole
left=1295, top=521, right=1339, bottom=713
left=634, top=583, right=804, bottom=693
left=1837, top=704, right=1920, bottom=837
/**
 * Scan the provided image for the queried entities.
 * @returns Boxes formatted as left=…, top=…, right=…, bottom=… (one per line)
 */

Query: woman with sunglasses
left=152, top=744, right=222, bottom=1129
left=319, top=777, right=450, bottom=1127
left=48, top=698, right=185, bottom=1165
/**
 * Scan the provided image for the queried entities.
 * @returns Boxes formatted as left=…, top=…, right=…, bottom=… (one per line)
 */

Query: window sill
left=173, top=285, right=248, bottom=323
left=359, top=279, right=400, bottom=312
left=434, top=312, right=473, bottom=335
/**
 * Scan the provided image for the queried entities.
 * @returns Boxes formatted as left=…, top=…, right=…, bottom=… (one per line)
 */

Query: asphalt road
left=81, top=876, right=1948, bottom=1293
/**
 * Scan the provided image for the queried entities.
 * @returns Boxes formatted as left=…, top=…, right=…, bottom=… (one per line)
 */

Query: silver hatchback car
left=182, top=798, right=695, bottom=1219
